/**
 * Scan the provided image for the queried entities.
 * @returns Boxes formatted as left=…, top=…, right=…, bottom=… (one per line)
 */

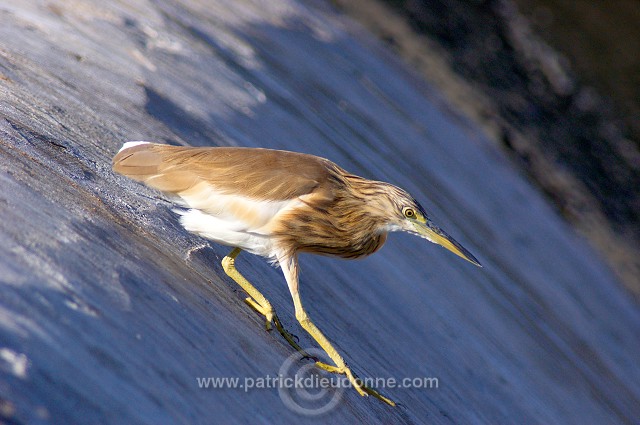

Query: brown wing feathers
left=113, top=144, right=200, bottom=193
left=112, top=143, right=341, bottom=202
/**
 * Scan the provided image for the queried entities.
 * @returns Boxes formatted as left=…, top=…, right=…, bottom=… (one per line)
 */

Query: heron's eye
left=403, top=207, right=416, bottom=219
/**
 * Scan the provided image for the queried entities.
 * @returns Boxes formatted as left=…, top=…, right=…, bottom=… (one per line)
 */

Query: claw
left=314, top=361, right=396, bottom=405
left=363, top=386, right=396, bottom=406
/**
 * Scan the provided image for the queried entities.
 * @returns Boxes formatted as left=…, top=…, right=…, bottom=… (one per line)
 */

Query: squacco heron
left=113, top=142, right=481, bottom=405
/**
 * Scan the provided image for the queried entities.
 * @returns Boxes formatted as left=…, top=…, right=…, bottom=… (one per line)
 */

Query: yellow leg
left=221, top=248, right=310, bottom=357
left=279, top=256, right=396, bottom=406
left=291, top=291, right=395, bottom=406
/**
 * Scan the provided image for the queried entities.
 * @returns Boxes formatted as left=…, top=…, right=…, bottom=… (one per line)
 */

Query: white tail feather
left=119, top=141, right=151, bottom=152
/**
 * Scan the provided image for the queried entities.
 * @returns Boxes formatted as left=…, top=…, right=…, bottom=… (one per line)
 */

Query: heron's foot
left=314, top=360, right=396, bottom=406
left=221, top=248, right=314, bottom=361
left=293, top=308, right=395, bottom=405
left=243, top=296, right=316, bottom=361
left=243, top=296, right=275, bottom=330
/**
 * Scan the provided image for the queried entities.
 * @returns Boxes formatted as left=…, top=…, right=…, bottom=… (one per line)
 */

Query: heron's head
left=378, top=184, right=482, bottom=267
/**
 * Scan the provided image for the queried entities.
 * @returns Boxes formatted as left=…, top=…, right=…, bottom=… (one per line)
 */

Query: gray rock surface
left=0, top=0, right=638, bottom=423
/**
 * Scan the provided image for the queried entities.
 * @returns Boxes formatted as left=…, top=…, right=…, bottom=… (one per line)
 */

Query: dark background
left=337, top=0, right=640, bottom=299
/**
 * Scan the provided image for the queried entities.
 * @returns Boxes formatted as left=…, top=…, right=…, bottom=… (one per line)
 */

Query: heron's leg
left=221, top=248, right=307, bottom=356
left=222, top=248, right=274, bottom=327
left=280, top=255, right=396, bottom=406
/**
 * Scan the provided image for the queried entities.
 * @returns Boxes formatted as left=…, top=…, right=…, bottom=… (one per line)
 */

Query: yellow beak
left=414, top=221, right=482, bottom=267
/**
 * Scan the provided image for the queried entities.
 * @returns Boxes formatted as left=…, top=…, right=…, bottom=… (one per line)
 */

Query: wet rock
left=0, top=1, right=638, bottom=423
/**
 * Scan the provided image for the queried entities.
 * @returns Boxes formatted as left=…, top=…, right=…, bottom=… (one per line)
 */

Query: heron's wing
left=113, top=142, right=338, bottom=227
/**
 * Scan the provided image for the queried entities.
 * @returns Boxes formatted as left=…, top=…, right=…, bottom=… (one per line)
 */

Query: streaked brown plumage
left=113, top=141, right=481, bottom=405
